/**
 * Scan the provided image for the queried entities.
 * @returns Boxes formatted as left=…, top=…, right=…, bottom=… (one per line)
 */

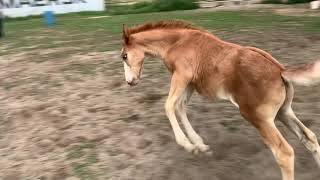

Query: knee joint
left=307, top=131, right=318, bottom=144
left=165, top=102, right=175, bottom=113
left=277, top=145, right=294, bottom=167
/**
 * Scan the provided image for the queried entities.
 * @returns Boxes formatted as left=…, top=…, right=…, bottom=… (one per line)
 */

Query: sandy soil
left=1, top=29, right=320, bottom=180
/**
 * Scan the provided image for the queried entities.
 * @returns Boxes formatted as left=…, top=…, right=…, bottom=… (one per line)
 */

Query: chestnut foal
left=120, top=20, right=320, bottom=180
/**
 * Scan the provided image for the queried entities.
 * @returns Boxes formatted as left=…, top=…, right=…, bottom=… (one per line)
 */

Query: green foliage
left=151, top=0, right=198, bottom=11
left=108, top=0, right=198, bottom=15
left=263, top=0, right=312, bottom=4
left=287, top=0, right=312, bottom=3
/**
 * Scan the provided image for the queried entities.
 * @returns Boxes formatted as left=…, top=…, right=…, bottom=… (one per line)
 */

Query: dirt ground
left=1, top=22, right=320, bottom=180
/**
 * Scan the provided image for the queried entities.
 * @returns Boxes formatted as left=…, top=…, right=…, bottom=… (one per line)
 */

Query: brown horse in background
left=120, top=20, right=320, bottom=180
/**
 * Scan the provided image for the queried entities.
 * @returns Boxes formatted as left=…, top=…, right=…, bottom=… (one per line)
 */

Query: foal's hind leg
left=241, top=106, right=294, bottom=180
left=176, top=85, right=211, bottom=154
left=257, top=121, right=294, bottom=180
left=278, top=108, right=320, bottom=166
left=278, top=79, right=320, bottom=166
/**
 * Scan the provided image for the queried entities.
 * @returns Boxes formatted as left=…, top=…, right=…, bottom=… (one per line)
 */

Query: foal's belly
left=193, top=78, right=220, bottom=99
left=193, top=81, right=239, bottom=107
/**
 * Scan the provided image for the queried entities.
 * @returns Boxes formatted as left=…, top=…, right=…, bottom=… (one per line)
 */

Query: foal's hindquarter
left=164, top=32, right=320, bottom=180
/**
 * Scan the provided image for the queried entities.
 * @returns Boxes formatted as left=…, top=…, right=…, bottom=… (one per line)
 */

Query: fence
left=1, top=0, right=105, bottom=17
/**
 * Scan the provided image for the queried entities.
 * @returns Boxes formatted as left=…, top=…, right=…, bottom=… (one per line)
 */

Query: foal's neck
left=132, top=29, right=182, bottom=58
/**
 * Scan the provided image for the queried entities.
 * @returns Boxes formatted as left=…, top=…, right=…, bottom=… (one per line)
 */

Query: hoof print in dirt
left=120, top=114, right=140, bottom=123
left=138, top=93, right=165, bottom=104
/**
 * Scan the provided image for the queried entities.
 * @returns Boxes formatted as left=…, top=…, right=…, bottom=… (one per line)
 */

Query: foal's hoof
left=190, top=145, right=212, bottom=157
left=197, top=144, right=212, bottom=156
left=198, top=144, right=210, bottom=152
left=203, top=149, right=213, bottom=157
left=190, top=147, right=200, bottom=155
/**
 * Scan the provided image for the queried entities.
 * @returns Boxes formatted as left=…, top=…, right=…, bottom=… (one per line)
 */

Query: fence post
left=44, top=11, right=55, bottom=27
left=311, top=0, right=320, bottom=9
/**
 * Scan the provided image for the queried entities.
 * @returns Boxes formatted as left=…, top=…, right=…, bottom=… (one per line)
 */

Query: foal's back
left=179, top=30, right=286, bottom=109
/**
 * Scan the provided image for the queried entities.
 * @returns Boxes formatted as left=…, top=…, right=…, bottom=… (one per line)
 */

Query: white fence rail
left=0, top=0, right=105, bottom=18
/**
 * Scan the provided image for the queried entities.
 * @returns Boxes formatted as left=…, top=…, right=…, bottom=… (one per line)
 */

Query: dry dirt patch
left=1, top=30, right=320, bottom=180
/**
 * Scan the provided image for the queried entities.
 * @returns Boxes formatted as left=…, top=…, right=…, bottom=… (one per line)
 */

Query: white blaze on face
left=123, top=62, right=134, bottom=83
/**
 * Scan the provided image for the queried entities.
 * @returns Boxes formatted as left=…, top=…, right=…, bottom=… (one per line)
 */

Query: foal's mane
left=127, top=20, right=204, bottom=35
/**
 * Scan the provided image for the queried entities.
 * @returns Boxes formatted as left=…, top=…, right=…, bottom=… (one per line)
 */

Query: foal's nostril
left=127, top=80, right=138, bottom=86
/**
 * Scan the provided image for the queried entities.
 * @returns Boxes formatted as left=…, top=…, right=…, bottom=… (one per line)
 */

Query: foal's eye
left=122, top=53, right=128, bottom=61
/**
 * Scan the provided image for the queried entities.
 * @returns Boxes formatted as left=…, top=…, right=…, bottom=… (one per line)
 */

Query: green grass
left=67, top=143, right=99, bottom=180
left=72, top=162, right=97, bottom=180
left=67, top=143, right=96, bottom=160
left=61, top=62, right=99, bottom=75
left=1, top=10, right=319, bottom=56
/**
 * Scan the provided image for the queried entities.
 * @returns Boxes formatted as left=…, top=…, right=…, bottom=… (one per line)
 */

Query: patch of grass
left=67, top=147, right=86, bottom=160
left=72, top=162, right=97, bottom=180
left=64, top=75, right=84, bottom=82
left=61, top=62, right=98, bottom=75
left=1, top=81, right=20, bottom=90
left=68, top=143, right=99, bottom=180
left=1, top=10, right=320, bottom=57
left=28, top=75, right=62, bottom=89
left=67, top=143, right=96, bottom=160
left=86, top=152, right=99, bottom=164
left=97, top=46, right=116, bottom=52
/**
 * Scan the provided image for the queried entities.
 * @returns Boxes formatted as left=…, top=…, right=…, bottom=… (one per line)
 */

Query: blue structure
left=44, top=11, right=56, bottom=27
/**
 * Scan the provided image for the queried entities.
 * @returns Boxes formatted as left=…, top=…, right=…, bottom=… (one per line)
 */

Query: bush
left=152, top=0, right=198, bottom=11
left=108, top=0, right=198, bottom=15
left=263, top=0, right=312, bottom=4
left=286, top=0, right=312, bottom=3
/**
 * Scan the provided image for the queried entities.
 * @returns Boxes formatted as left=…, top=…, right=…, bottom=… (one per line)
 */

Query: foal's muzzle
left=126, top=79, right=138, bottom=86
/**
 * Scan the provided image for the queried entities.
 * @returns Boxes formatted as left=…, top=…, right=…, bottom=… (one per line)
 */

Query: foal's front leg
left=165, top=74, right=198, bottom=154
left=176, top=85, right=212, bottom=155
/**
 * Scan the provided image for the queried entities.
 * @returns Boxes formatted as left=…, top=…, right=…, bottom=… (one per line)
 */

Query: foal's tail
left=282, top=60, right=320, bottom=86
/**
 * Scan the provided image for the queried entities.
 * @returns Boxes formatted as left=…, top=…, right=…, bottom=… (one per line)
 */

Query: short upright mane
left=127, top=20, right=203, bottom=35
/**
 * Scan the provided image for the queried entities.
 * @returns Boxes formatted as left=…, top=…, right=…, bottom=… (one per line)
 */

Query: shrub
left=152, top=0, right=198, bottom=11
left=108, top=0, right=198, bottom=15
left=263, top=0, right=313, bottom=4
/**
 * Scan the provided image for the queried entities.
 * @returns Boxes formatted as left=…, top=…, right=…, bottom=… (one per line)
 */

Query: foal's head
left=121, top=24, right=145, bottom=86
left=120, top=20, right=199, bottom=86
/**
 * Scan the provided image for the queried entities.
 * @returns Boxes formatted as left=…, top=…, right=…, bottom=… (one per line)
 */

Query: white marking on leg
left=217, top=88, right=239, bottom=108
left=165, top=101, right=195, bottom=152
left=230, top=97, right=239, bottom=108
left=179, top=108, right=210, bottom=152
left=175, top=91, right=210, bottom=153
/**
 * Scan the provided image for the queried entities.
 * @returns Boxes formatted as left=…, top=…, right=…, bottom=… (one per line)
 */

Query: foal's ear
left=122, top=24, right=130, bottom=45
